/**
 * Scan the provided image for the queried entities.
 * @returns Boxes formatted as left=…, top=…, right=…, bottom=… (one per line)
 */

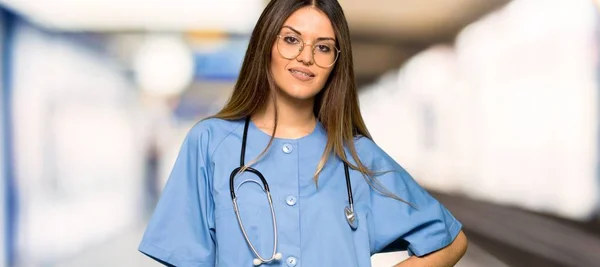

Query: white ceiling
left=0, top=0, right=265, bottom=33
left=343, top=0, right=508, bottom=40
left=1, top=0, right=508, bottom=42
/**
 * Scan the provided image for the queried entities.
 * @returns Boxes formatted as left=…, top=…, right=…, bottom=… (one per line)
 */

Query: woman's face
left=270, top=7, right=337, bottom=102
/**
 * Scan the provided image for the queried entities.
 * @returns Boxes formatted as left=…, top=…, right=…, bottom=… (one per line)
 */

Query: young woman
left=139, top=0, right=468, bottom=266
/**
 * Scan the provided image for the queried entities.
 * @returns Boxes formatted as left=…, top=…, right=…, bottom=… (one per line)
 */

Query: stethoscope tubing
left=228, top=117, right=356, bottom=265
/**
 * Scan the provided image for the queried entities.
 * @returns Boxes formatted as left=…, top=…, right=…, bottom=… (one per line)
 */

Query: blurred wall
left=9, top=18, right=148, bottom=265
left=1, top=9, right=6, bottom=267
left=360, top=0, right=599, bottom=221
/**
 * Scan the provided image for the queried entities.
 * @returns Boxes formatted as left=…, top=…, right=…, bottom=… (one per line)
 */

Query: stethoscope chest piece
left=345, top=206, right=358, bottom=230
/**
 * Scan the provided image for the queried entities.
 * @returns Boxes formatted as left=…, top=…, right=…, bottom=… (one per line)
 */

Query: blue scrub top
left=139, top=118, right=462, bottom=266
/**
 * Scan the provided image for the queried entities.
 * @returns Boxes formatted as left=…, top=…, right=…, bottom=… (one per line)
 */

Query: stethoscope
left=229, top=117, right=357, bottom=266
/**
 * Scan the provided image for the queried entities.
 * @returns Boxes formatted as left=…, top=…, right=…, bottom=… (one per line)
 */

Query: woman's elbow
left=453, top=230, right=469, bottom=258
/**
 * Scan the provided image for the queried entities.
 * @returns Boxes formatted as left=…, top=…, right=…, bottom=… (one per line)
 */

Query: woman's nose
left=296, top=44, right=314, bottom=65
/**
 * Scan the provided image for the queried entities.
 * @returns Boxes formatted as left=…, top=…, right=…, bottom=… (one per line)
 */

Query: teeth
left=290, top=69, right=311, bottom=77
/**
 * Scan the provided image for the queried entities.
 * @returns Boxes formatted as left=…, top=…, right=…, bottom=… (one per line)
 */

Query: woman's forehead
left=281, top=7, right=335, bottom=38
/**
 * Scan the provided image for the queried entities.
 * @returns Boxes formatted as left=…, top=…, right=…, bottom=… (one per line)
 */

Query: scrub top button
left=286, top=256, right=297, bottom=267
left=286, top=195, right=297, bottom=206
left=282, top=143, right=293, bottom=154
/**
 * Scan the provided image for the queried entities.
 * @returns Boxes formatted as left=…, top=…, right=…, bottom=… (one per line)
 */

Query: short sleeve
left=361, top=139, right=462, bottom=257
left=138, top=126, right=216, bottom=266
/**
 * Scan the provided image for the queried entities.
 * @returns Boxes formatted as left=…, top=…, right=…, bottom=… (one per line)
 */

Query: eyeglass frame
left=275, top=34, right=341, bottom=68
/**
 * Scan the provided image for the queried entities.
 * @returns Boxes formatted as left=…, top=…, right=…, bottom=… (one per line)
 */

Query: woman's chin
left=279, top=87, right=321, bottom=101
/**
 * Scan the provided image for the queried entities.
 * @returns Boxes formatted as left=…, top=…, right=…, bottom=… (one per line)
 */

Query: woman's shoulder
left=353, top=135, right=381, bottom=156
left=189, top=117, right=243, bottom=135
left=185, top=117, right=244, bottom=153
left=352, top=135, right=397, bottom=168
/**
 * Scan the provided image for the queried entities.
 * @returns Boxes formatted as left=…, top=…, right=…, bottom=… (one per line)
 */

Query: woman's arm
left=394, top=230, right=468, bottom=267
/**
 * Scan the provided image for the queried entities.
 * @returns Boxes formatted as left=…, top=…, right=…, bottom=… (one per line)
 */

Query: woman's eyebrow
left=282, top=25, right=302, bottom=35
left=282, top=25, right=336, bottom=42
left=316, top=37, right=336, bottom=42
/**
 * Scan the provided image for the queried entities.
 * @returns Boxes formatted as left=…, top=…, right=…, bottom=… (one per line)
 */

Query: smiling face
left=270, top=6, right=338, bottom=102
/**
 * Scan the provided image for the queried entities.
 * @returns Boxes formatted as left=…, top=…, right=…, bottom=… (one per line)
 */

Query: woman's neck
left=252, top=93, right=317, bottom=139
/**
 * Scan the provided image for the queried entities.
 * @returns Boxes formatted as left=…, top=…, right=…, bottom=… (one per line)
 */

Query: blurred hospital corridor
left=2, top=0, right=600, bottom=266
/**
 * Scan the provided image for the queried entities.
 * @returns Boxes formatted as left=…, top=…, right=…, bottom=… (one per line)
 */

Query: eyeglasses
left=276, top=34, right=340, bottom=68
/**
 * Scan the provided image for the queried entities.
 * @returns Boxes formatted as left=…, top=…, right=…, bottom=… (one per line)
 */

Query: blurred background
left=1, top=0, right=599, bottom=266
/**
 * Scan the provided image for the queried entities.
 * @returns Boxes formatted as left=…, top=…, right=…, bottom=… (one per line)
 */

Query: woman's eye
left=284, top=36, right=300, bottom=44
left=316, top=44, right=332, bottom=53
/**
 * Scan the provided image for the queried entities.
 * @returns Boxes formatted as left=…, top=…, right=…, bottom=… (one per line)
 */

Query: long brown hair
left=211, top=0, right=411, bottom=205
